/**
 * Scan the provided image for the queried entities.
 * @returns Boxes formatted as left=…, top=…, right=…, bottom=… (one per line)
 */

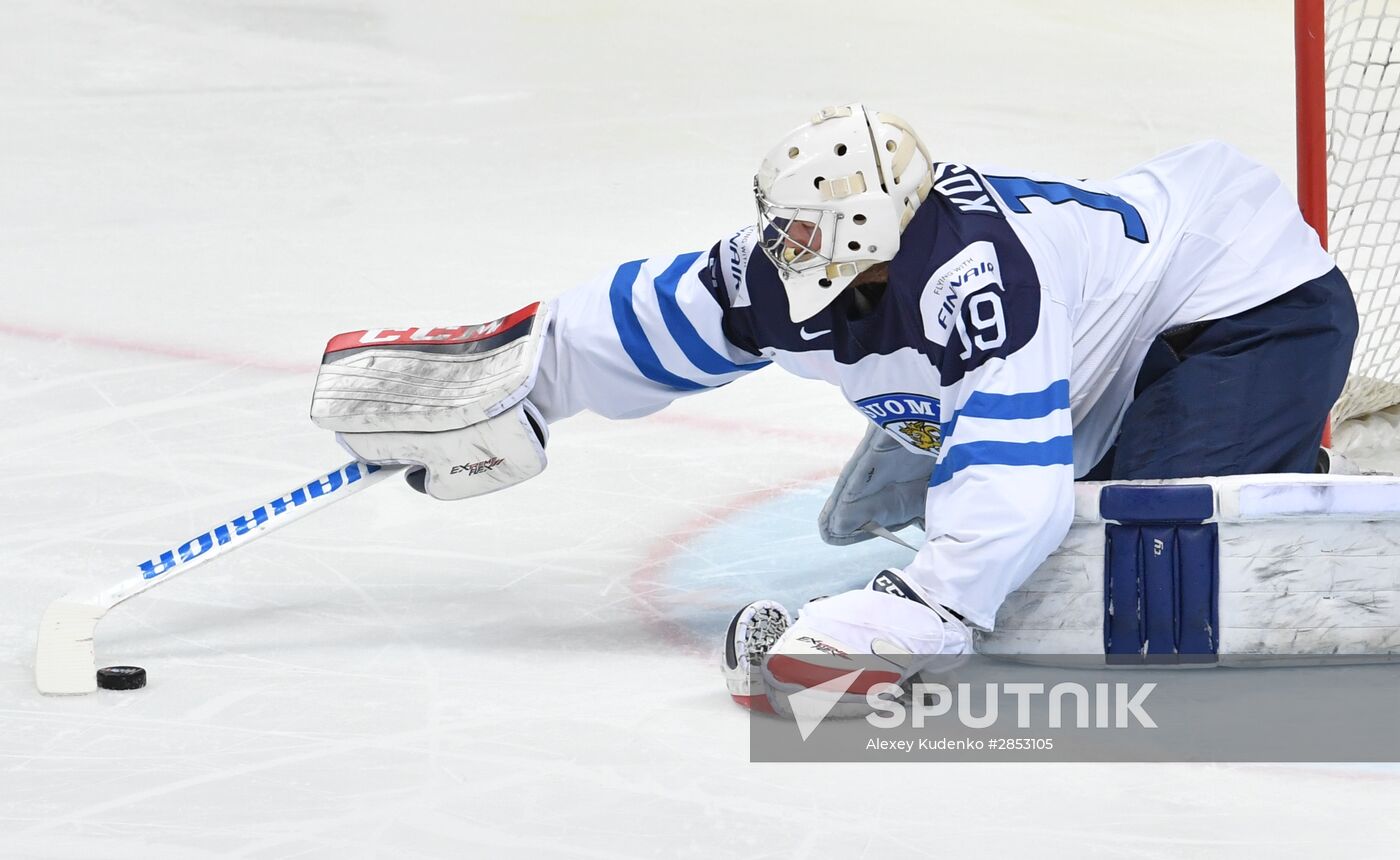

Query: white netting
left=1327, top=0, right=1400, bottom=423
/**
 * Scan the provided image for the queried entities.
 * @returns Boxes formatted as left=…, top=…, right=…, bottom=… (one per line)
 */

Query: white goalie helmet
left=754, top=104, right=935, bottom=322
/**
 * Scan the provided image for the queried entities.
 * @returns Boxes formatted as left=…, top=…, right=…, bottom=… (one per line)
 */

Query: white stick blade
left=35, top=600, right=104, bottom=695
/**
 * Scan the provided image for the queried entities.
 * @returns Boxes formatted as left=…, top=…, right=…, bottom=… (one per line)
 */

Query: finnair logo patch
left=855, top=393, right=942, bottom=455
left=724, top=226, right=757, bottom=308
left=921, top=240, right=1002, bottom=350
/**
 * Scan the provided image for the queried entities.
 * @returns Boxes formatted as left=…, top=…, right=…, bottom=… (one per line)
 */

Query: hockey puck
left=96, top=666, right=147, bottom=691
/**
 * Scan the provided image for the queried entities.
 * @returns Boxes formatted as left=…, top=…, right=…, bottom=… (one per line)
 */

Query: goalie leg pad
left=721, top=600, right=792, bottom=713
left=762, top=587, right=971, bottom=720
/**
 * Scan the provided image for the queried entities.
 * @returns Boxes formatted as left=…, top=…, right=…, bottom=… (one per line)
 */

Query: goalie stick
left=34, top=460, right=400, bottom=695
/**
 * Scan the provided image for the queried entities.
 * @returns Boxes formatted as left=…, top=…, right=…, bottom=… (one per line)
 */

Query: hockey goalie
left=310, top=104, right=1359, bottom=716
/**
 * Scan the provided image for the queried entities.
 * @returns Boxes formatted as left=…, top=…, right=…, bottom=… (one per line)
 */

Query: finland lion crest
left=895, top=420, right=942, bottom=452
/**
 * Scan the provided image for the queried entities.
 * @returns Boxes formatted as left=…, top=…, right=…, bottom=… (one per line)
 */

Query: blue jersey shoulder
left=896, top=163, right=1043, bottom=385
left=700, top=164, right=1044, bottom=382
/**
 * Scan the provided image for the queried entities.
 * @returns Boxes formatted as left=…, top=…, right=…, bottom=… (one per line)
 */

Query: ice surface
left=2, top=1, right=1396, bottom=856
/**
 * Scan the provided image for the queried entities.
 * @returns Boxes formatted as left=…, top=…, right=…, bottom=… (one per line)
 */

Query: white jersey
left=529, top=140, right=1336, bottom=628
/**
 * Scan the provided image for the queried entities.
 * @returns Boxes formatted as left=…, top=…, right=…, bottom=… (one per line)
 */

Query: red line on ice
left=0, top=319, right=861, bottom=444
left=0, top=320, right=311, bottom=373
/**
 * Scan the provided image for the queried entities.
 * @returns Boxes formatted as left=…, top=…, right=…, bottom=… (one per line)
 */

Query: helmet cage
left=750, top=104, right=934, bottom=321
left=754, top=178, right=843, bottom=278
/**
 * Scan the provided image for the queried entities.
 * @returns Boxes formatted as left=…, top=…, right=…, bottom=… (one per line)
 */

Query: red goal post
left=1297, top=0, right=1330, bottom=251
left=1295, top=0, right=1400, bottom=429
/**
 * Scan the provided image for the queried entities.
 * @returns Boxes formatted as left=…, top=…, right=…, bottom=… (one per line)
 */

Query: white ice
left=2, top=1, right=1396, bottom=856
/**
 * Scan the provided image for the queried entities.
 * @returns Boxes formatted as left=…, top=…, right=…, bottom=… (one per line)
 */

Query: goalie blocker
left=311, top=303, right=552, bottom=500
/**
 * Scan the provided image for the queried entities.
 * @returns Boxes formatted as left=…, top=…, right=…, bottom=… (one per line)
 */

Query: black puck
left=97, top=666, right=147, bottom=691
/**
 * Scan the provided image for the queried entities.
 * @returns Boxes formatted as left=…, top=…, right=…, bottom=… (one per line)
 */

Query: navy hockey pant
left=1084, top=266, right=1358, bottom=480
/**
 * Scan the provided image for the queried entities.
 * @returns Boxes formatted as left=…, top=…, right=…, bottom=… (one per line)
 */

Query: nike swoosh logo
left=799, top=326, right=831, bottom=341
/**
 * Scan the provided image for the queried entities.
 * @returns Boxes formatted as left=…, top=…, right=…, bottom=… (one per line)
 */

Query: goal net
left=1297, top=0, right=1400, bottom=426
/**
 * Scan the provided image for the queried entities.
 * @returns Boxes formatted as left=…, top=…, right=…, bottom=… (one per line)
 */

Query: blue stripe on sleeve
left=608, top=259, right=706, bottom=392
left=652, top=252, right=770, bottom=376
left=929, top=435, right=1074, bottom=488
left=943, top=379, right=1069, bottom=438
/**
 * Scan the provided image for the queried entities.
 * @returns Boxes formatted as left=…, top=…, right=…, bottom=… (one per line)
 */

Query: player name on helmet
left=136, top=463, right=381, bottom=580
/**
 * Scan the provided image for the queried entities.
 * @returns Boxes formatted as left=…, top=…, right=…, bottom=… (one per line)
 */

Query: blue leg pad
left=1101, top=485, right=1219, bottom=663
